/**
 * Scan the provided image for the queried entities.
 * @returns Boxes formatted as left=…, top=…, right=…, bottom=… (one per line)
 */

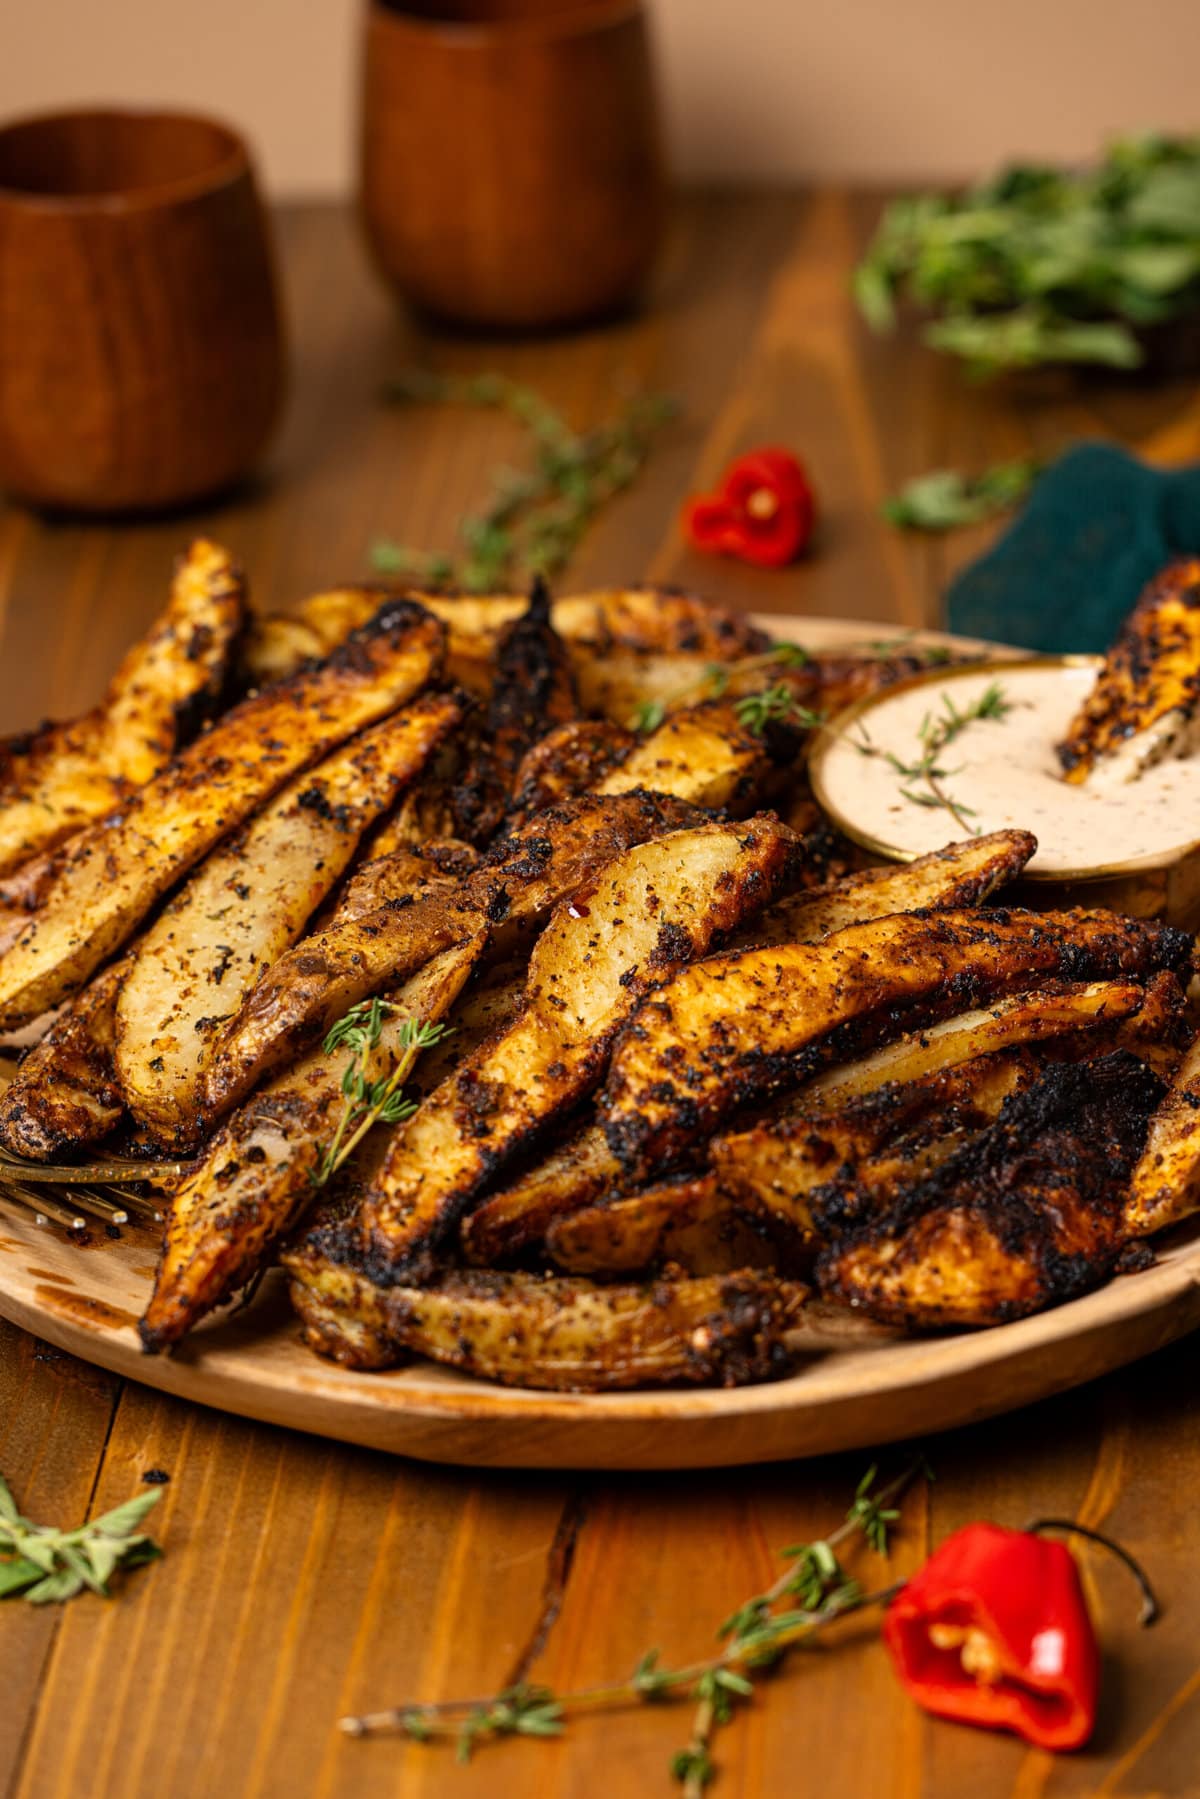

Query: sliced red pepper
left=682, top=446, right=816, bottom=568
left=884, top=1523, right=1099, bottom=1750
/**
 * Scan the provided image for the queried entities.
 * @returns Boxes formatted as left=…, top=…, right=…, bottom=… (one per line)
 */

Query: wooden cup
left=360, top=0, right=666, bottom=329
left=0, top=108, right=285, bottom=514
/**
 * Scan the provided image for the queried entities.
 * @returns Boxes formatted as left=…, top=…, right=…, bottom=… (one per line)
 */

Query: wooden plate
left=2, top=614, right=1196, bottom=1472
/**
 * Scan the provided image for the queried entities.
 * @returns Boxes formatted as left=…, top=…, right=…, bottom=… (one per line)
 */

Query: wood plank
left=12, top=1378, right=568, bottom=1799
left=0, top=1315, right=119, bottom=1793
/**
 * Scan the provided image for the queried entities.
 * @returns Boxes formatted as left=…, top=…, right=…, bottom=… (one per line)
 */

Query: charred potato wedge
left=0, top=600, right=445, bottom=1030
left=545, top=1174, right=778, bottom=1277
left=821, top=1053, right=1163, bottom=1326
left=284, top=1257, right=808, bottom=1389
left=601, top=909, right=1191, bottom=1179
left=0, top=539, right=244, bottom=876
left=461, top=1122, right=622, bottom=1265
left=452, top=580, right=579, bottom=843
left=0, top=960, right=129, bottom=1160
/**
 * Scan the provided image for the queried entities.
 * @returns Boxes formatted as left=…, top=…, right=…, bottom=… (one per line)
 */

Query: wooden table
left=4, top=193, right=1200, bottom=1798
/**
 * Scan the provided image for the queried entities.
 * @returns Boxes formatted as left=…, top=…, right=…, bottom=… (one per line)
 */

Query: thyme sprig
left=853, top=679, right=1014, bottom=835
left=0, top=1474, right=162, bottom=1604
left=314, top=1002, right=450, bottom=1186
left=628, top=644, right=815, bottom=734
left=372, top=371, right=677, bottom=593
left=339, top=1462, right=927, bottom=1792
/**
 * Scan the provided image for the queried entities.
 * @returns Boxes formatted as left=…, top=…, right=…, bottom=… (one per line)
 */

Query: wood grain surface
left=4, top=191, right=1200, bottom=1797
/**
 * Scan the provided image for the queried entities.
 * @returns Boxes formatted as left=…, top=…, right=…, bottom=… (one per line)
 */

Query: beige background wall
left=4, top=0, right=1198, bottom=194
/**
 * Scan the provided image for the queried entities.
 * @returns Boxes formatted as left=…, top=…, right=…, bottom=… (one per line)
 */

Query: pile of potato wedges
left=2, top=538, right=1198, bottom=1393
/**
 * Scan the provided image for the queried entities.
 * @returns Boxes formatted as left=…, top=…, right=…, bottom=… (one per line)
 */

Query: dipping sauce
left=812, top=660, right=1200, bottom=878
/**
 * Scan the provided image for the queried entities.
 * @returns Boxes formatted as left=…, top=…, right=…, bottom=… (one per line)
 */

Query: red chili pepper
left=883, top=1523, right=1099, bottom=1750
left=682, top=447, right=816, bottom=568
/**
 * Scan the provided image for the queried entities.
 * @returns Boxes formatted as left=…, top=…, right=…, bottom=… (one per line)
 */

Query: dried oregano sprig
left=372, top=371, right=677, bottom=593
left=313, top=1002, right=451, bottom=1186
left=339, top=1462, right=928, bottom=1793
left=0, top=1474, right=162, bottom=1604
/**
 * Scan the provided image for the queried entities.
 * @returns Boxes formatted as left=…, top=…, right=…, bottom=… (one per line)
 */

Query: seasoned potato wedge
left=0, top=960, right=129, bottom=1160
left=601, top=910, right=1191, bottom=1179
left=0, top=601, right=444, bottom=1030
left=452, top=581, right=579, bottom=842
left=1124, top=1034, right=1200, bottom=1235
left=821, top=1054, right=1163, bottom=1326
left=0, top=539, right=244, bottom=876
left=802, top=978, right=1155, bottom=1107
left=546, top=1175, right=777, bottom=1277
left=138, top=936, right=483, bottom=1353
left=239, top=587, right=385, bottom=687
left=284, top=1257, right=808, bottom=1389
left=348, top=816, right=794, bottom=1280
left=1057, top=558, right=1200, bottom=783
left=712, top=1052, right=1042, bottom=1246
left=598, top=701, right=768, bottom=811
left=203, top=790, right=704, bottom=1118
left=460, top=1122, right=622, bottom=1265
left=509, top=720, right=634, bottom=818
left=754, top=830, right=1036, bottom=945
left=115, top=694, right=463, bottom=1144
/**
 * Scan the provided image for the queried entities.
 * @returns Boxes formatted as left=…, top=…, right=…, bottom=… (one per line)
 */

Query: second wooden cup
left=360, top=0, right=666, bottom=329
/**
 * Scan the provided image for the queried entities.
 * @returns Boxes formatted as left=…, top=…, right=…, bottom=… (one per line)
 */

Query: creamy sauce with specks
left=815, top=664, right=1200, bottom=877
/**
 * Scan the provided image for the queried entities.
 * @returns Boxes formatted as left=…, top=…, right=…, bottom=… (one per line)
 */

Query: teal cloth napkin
left=945, top=443, right=1200, bottom=653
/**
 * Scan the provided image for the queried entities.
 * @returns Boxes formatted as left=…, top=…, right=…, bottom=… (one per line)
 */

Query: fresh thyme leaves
left=854, top=133, right=1200, bottom=374
left=0, top=1474, right=162, bottom=1604
left=883, top=458, right=1040, bottom=532
left=314, top=1003, right=450, bottom=1186
left=626, top=643, right=814, bottom=735
left=373, top=371, right=677, bottom=593
left=339, top=1461, right=928, bottom=1793
left=732, top=685, right=825, bottom=737
left=853, top=680, right=1014, bottom=836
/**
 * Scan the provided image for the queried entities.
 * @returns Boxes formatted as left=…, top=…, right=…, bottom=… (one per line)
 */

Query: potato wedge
left=1124, top=1033, right=1200, bottom=1235
left=0, top=960, right=129, bottom=1160
left=509, top=719, right=634, bottom=818
left=115, top=693, right=464, bottom=1144
left=801, top=978, right=1154, bottom=1108
left=754, top=830, right=1036, bottom=945
left=452, top=580, right=579, bottom=842
left=469, top=978, right=1155, bottom=1267
left=598, top=701, right=768, bottom=811
left=820, top=1053, right=1163, bottom=1326
left=138, top=935, right=483, bottom=1353
left=239, top=587, right=385, bottom=686
left=347, top=816, right=795, bottom=1281
left=283, top=1258, right=808, bottom=1389
left=0, top=539, right=244, bottom=876
left=601, top=909, right=1191, bottom=1179
left=546, top=1175, right=777, bottom=1277
left=712, top=1051, right=1042, bottom=1246
left=460, top=1122, right=622, bottom=1264
left=203, top=790, right=704, bottom=1119
left=0, top=600, right=444, bottom=1029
